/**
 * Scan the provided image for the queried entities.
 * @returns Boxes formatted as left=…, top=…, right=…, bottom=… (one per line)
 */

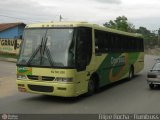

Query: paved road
left=0, top=61, right=15, bottom=77
left=0, top=55, right=160, bottom=114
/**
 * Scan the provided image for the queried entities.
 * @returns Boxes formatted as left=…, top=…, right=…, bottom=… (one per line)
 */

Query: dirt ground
left=0, top=76, right=18, bottom=98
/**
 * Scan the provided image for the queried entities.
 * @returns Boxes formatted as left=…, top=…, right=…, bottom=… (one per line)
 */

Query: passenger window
left=76, top=27, right=92, bottom=71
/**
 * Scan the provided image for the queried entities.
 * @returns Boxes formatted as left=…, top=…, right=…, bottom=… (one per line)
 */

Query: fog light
left=18, top=87, right=26, bottom=92
left=17, top=74, right=27, bottom=80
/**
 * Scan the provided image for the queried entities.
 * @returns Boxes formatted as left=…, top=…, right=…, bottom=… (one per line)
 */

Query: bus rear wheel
left=128, top=66, right=134, bottom=80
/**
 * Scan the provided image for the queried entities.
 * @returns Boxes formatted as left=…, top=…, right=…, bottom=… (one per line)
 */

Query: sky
left=0, top=0, right=160, bottom=31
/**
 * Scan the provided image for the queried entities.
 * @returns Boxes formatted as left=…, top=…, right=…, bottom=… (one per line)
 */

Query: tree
left=136, top=27, right=158, bottom=48
left=136, top=27, right=150, bottom=35
left=104, top=16, right=135, bottom=32
left=158, top=28, right=160, bottom=35
left=103, top=16, right=159, bottom=49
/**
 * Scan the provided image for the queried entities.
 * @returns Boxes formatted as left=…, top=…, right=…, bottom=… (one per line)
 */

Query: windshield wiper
left=45, top=46, right=54, bottom=66
left=27, top=37, right=44, bottom=66
left=41, top=37, right=54, bottom=66
left=40, top=37, right=45, bottom=65
left=26, top=30, right=55, bottom=67
left=27, top=45, right=41, bottom=66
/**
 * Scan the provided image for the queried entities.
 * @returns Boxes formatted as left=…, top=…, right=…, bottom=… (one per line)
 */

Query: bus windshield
left=17, top=28, right=75, bottom=68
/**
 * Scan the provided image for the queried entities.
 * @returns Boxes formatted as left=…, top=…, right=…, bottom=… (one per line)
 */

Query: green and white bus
left=16, top=22, right=144, bottom=97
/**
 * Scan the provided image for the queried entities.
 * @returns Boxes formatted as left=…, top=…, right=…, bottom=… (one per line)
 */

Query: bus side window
left=95, top=36, right=99, bottom=53
left=95, top=30, right=107, bottom=54
left=76, top=27, right=92, bottom=71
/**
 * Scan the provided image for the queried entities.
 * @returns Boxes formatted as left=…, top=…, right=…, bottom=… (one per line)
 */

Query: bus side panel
left=96, top=52, right=143, bottom=87
left=133, top=52, right=144, bottom=74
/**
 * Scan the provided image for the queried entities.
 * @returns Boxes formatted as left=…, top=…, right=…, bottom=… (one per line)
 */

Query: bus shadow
left=23, top=75, right=141, bottom=103
left=97, top=75, right=140, bottom=93
left=23, top=92, right=87, bottom=104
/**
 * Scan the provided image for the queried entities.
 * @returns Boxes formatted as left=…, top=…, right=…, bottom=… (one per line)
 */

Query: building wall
left=0, top=25, right=25, bottom=39
left=18, top=25, right=25, bottom=38
left=0, top=38, right=21, bottom=55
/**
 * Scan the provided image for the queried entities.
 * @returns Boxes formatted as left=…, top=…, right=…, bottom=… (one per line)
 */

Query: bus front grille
left=27, top=75, right=55, bottom=81
left=28, top=84, right=53, bottom=92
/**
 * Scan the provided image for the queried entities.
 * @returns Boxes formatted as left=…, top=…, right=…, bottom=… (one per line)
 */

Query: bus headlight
left=17, top=74, right=27, bottom=80
left=55, top=77, right=73, bottom=83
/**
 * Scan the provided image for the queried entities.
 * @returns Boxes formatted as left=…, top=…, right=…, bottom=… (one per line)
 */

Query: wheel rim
left=129, top=71, right=132, bottom=78
left=129, top=68, right=133, bottom=79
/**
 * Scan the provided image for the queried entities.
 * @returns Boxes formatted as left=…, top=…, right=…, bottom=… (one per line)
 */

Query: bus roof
left=26, top=22, right=143, bottom=38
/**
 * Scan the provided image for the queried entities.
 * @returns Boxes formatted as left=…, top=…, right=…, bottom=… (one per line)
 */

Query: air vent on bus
left=28, top=84, right=53, bottom=92
left=27, top=75, right=38, bottom=80
left=42, top=76, right=55, bottom=81
left=27, top=75, right=55, bottom=81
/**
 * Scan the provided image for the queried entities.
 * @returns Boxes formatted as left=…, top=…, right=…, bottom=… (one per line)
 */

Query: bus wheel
left=128, top=66, right=134, bottom=80
left=87, top=78, right=96, bottom=96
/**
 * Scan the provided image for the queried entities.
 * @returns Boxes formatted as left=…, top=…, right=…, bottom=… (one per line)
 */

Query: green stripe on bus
left=97, top=52, right=140, bottom=87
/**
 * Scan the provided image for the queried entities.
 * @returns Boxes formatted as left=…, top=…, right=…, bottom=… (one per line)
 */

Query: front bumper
left=16, top=80, right=78, bottom=97
left=147, top=78, right=160, bottom=84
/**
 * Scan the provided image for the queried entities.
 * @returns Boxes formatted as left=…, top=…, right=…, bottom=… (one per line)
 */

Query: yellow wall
left=0, top=38, right=21, bottom=55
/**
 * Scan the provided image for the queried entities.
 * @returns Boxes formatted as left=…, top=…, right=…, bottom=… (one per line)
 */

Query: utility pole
left=59, top=15, right=63, bottom=22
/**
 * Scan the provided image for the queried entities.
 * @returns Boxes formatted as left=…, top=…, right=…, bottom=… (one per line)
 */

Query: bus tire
left=128, top=66, right=134, bottom=80
left=87, top=78, right=96, bottom=96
